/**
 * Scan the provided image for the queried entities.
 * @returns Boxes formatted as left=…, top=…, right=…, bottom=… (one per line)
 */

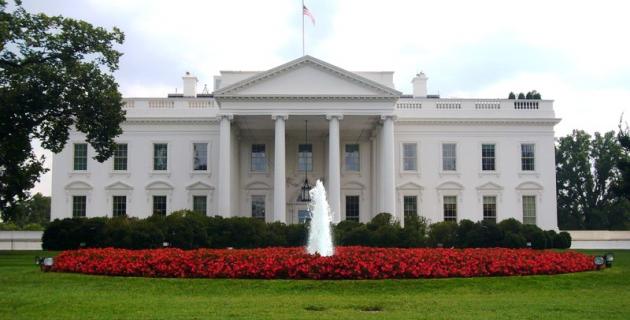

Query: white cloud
left=24, top=0, right=630, bottom=195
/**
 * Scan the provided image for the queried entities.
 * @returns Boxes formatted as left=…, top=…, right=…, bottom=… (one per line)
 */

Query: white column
left=272, top=114, right=288, bottom=223
left=381, top=115, right=398, bottom=224
left=327, top=114, right=343, bottom=223
left=218, top=114, right=233, bottom=217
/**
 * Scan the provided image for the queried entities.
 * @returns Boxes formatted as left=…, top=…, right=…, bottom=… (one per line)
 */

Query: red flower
left=51, top=247, right=597, bottom=280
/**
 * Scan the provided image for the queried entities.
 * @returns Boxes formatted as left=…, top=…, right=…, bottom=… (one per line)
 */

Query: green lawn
left=1, top=250, right=629, bottom=319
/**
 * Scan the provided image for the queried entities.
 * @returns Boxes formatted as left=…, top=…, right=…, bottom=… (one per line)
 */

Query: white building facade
left=51, top=56, right=560, bottom=229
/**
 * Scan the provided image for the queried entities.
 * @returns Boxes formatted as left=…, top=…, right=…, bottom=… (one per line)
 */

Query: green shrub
left=129, top=220, right=164, bottom=249
left=555, top=231, right=572, bottom=249
left=502, top=232, right=527, bottom=248
left=428, top=221, right=458, bottom=247
left=521, top=224, right=546, bottom=249
left=498, top=218, right=523, bottom=235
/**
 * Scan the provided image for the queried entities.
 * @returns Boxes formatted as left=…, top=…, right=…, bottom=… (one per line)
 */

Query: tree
left=508, top=92, right=516, bottom=99
left=617, top=117, right=630, bottom=200
left=0, top=1, right=125, bottom=222
left=1, top=192, right=50, bottom=226
left=517, top=92, right=525, bottom=99
left=556, top=130, right=626, bottom=229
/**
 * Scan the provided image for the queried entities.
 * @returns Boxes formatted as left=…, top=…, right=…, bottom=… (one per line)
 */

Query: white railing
left=122, top=98, right=217, bottom=110
left=396, top=99, right=553, bottom=117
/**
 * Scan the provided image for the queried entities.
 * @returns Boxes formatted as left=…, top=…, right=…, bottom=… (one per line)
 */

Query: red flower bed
left=51, top=247, right=596, bottom=279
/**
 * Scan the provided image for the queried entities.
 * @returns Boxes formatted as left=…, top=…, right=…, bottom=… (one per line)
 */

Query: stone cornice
left=215, top=94, right=399, bottom=102
left=396, top=118, right=562, bottom=126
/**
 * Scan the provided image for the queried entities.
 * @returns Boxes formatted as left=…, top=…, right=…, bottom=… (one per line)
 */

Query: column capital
left=217, top=113, right=234, bottom=121
left=326, top=114, right=344, bottom=121
left=380, top=114, right=397, bottom=121
left=271, top=113, right=289, bottom=121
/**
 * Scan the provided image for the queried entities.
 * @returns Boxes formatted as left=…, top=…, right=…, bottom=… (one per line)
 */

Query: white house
left=51, top=55, right=560, bottom=229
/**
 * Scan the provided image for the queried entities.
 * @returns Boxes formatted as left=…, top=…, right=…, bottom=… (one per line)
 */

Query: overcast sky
left=22, top=0, right=630, bottom=196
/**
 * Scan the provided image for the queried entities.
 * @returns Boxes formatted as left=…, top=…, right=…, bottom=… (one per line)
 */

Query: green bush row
left=0, top=222, right=45, bottom=231
left=42, top=211, right=571, bottom=250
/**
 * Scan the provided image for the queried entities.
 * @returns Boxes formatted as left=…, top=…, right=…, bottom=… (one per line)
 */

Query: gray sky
left=23, top=0, right=630, bottom=196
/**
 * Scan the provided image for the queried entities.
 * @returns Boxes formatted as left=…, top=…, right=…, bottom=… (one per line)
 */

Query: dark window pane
left=152, top=196, right=167, bottom=216
left=193, top=196, right=207, bottom=215
left=153, top=144, right=168, bottom=171
left=113, top=143, right=128, bottom=171
left=345, top=144, right=360, bottom=171
left=443, top=196, right=457, bottom=222
left=252, top=195, right=265, bottom=220
left=345, top=196, right=359, bottom=221
left=73, top=144, right=87, bottom=170
left=298, top=144, right=313, bottom=172
left=403, top=196, right=417, bottom=218
left=112, top=196, right=126, bottom=217
left=483, top=196, right=497, bottom=223
left=251, top=144, right=267, bottom=172
left=193, top=143, right=208, bottom=171
left=481, top=144, right=495, bottom=171
left=72, top=196, right=86, bottom=218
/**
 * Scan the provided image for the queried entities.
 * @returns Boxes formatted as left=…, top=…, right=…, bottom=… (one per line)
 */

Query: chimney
left=182, top=71, right=198, bottom=97
left=411, top=72, right=428, bottom=98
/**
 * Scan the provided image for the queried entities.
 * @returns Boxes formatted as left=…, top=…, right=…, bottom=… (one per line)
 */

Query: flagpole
left=300, top=0, right=304, bottom=56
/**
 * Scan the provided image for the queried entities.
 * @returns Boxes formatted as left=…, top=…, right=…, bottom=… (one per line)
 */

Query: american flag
left=303, top=5, right=315, bottom=25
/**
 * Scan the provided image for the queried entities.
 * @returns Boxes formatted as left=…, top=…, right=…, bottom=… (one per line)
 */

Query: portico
left=212, top=56, right=402, bottom=224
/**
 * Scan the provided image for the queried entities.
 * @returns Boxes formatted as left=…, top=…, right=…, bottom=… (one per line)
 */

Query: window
left=521, top=144, right=535, bottom=171
left=483, top=196, right=497, bottom=223
left=152, top=195, right=167, bottom=216
left=72, top=196, right=86, bottom=218
left=403, top=196, right=418, bottom=218
left=153, top=143, right=168, bottom=171
left=522, top=195, right=536, bottom=225
left=193, top=143, right=208, bottom=171
left=345, top=195, right=359, bottom=222
left=251, top=144, right=267, bottom=172
left=113, top=143, right=128, bottom=171
left=193, top=196, right=207, bottom=215
left=403, top=143, right=417, bottom=171
left=481, top=144, right=496, bottom=171
left=298, top=144, right=313, bottom=172
left=251, top=195, right=265, bottom=220
left=344, top=144, right=360, bottom=172
left=298, top=209, right=311, bottom=224
left=442, top=143, right=457, bottom=171
left=112, top=196, right=126, bottom=217
left=443, top=196, right=457, bottom=222
left=73, top=143, right=87, bottom=170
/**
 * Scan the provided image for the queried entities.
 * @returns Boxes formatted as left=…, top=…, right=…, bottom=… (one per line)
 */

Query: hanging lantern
left=298, top=178, right=312, bottom=202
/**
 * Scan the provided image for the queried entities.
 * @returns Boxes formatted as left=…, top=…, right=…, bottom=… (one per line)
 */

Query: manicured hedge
left=42, top=211, right=570, bottom=250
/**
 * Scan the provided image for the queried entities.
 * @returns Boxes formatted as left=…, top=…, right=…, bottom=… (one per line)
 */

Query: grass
left=1, top=250, right=629, bottom=319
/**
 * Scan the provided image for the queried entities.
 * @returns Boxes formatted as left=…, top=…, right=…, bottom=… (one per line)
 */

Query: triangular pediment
left=186, top=181, right=214, bottom=191
left=65, top=181, right=93, bottom=190
left=516, top=181, right=544, bottom=190
left=244, top=181, right=272, bottom=190
left=214, top=55, right=401, bottom=99
left=105, top=181, right=133, bottom=191
left=145, top=180, right=174, bottom=190
left=397, top=182, right=424, bottom=190
left=476, top=182, right=503, bottom=191
left=437, top=181, right=464, bottom=190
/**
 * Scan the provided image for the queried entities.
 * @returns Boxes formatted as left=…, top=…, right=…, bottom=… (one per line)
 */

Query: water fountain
left=306, top=180, right=334, bottom=257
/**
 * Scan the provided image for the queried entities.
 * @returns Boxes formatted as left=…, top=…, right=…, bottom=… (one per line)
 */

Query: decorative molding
left=64, top=181, right=93, bottom=191
left=145, top=180, right=174, bottom=190
left=325, top=114, right=344, bottom=121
